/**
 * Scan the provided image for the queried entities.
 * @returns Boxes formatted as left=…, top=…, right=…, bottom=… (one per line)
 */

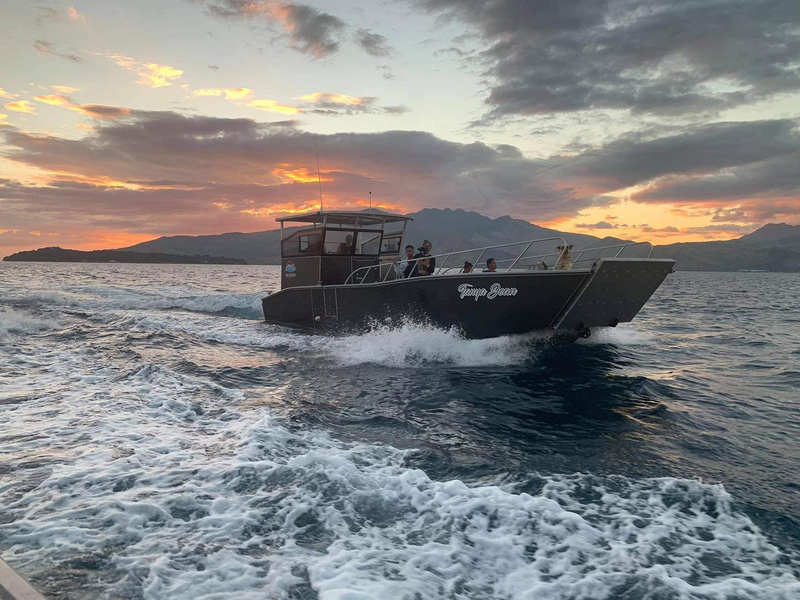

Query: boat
left=261, top=210, right=676, bottom=340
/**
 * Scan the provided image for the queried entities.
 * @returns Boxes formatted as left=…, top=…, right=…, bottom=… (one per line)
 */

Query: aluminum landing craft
left=261, top=210, right=675, bottom=339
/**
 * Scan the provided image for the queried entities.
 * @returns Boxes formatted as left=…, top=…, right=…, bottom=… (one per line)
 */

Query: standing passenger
left=412, top=240, right=436, bottom=276
left=482, top=258, right=497, bottom=273
left=397, top=244, right=415, bottom=278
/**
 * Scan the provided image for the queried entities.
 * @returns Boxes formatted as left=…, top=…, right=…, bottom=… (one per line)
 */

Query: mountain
left=2, top=247, right=246, bottom=264
left=651, top=224, right=800, bottom=272
left=121, top=208, right=628, bottom=264
left=737, top=223, right=800, bottom=245
left=101, top=210, right=800, bottom=272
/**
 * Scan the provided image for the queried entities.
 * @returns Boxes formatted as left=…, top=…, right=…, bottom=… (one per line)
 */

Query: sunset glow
left=1, top=0, right=798, bottom=257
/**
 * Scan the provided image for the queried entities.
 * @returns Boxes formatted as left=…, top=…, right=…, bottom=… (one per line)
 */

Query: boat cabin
left=277, top=210, right=413, bottom=288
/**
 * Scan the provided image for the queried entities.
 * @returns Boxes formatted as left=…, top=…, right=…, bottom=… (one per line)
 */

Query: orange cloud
left=0, top=114, right=7, bottom=124
left=52, top=85, right=79, bottom=94
left=0, top=88, right=18, bottom=99
left=102, top=53, right=183, bottom=88
left=298, top=92, right=364, bottom=106
left=5, top=100, right=37, bottom=114
left=34, top=94, right=130, bottom=119
left=247, top=99, right=301, bottom=115
left=272, top=165, right=332, bottom=183
left=68, top=6, right=86, bottom=22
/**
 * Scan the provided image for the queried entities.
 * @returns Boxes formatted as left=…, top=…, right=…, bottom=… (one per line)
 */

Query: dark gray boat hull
left=261, top=258, right=675, bottom=339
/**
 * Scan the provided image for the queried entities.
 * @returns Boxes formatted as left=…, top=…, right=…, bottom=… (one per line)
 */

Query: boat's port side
left=551, top=258, right=676, bottom=333
left=0, top=558, right=46, bottom=600
left=264, top=270, right=592, bottom=338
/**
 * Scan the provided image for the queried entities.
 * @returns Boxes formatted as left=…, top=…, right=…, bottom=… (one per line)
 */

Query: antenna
left=369, top=191, right=372, bottom=209
left=314, top=134, right=323, bottom=211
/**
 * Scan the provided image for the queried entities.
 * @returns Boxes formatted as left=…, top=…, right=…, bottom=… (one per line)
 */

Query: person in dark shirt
left=482, top=258, right=497, bottom=273
left=400, top=244, right=415, bottom=278
left=411, top=240, right=436, bottom=276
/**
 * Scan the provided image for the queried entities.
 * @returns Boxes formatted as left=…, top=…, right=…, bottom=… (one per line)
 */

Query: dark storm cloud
left=198, top=0, right=346, bottom=58
left=33, top=39, right=83, bottom=63
left=3, top=111, right=799, bottom=235
left=0, top=110, right=579, bottom=223
left=550, top=119, right=800, bottom=192
left=355, top=29, right=394, bottom=57
left=416, top=0, right=800, bottom=118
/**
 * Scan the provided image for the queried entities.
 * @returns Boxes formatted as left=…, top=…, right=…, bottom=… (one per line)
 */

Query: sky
left=1, top=0, right=799, bottom=255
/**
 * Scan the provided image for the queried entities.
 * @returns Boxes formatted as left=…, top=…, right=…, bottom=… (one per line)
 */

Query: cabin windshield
left=323, top=230, right=356, bottom=255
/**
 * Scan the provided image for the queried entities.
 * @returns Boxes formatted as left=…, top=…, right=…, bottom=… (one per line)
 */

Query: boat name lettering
left=458, top=283, right=518, bottom=301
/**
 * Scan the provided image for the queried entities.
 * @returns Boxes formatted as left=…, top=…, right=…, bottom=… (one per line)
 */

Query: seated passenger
left=462, top=261, right=473, bottom=273
left=411, top=240, right=435, bottom=276
left=336, top=235, right=353, bottom=254
left=482, top=258, right=497, bottom=273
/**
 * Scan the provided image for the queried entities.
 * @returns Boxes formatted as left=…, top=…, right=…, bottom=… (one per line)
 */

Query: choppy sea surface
left=1, top=262, right=799, bottom=600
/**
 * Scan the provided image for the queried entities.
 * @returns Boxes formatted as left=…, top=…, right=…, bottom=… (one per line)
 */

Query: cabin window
left=357, top=231, right=382, bottom=255
left=380, top=234, right=402, bottom=255
left=281, top=230, right=321, bottom=257
left=299, top=234, right=320, bottom=252
left=324, top=230, right=356, bottom=255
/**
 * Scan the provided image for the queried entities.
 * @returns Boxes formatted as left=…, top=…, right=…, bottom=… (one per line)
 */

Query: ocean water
left=1, top=262, right=798, bottom=600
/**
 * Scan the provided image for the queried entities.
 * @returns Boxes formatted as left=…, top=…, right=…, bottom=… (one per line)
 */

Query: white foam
left=1, top=323, right=798, bottom=599
left=0, top=307, right=59, bottom=340
left=126, top=312, right=547, bottom=368
left=578, top=324, right=654, bottom=346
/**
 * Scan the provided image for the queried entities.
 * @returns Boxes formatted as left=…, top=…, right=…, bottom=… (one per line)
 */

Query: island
left=2, top=247, right=247, bottom=265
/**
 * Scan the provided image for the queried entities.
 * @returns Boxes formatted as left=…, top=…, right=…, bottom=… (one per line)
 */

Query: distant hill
left=121, top=208, right=629, bottom=264
left=3, top=247, right=246, bottom=265
left=652, top=224, right=800, bottom=272
left=13, top=210, right=795, bottom=272
left=738, top=223, right=800, bottom=245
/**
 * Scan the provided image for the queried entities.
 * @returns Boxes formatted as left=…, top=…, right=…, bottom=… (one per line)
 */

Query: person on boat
left=336, top=235, right=353, bottom=254
left=463, top=261, right=473, bottom=273
left=411, top=240, right=435, bottom=276
left=396, top=244, right=415, bottom=278
left=483, top=258, right=497, bottom=273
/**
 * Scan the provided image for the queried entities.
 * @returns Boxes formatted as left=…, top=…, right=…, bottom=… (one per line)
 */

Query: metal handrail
left=343, top=237, right=569, bottom=284
left=342, top=239, right=655, bottom=284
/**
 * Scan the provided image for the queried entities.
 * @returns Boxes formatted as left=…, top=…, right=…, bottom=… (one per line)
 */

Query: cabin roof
left=275, top=210, right=412, bottom=226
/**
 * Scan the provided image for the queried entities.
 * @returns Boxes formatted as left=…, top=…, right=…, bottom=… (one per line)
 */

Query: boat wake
left=1, top=345, right=797, bottom=599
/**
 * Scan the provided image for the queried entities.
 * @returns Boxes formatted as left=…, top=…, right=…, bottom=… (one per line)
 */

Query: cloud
left=575, top=221, right=617, bottom=230
left=355, top=29, right=394, bottom=57
left=34, top=94, right=131, bottom=119
left=68, top=6, right=86, bottom=22
left=0, top=114, right=7, bottom=125
left=207, top=64, right=220, bottom=71
left=100, top=53, right=183, bottom=88
left=246, top=99, right=301, bottom=115
left=2, top=110, right=798, bottom=247
left=52, top=85, right=79, bottom=94
left=0, top=110, right=582, bottom=232
left=33, top=39, right=84, bottom=63
left=297, top=92, right=409, bottom=116
left=193, top=88, right=253, bottom=100
left=550, top=119, right=800, bottom=194
left=190, top=87, right=405, bottom=116
left=4, top=101, right=37, bottom=115
left=0, top=88, right=18, bottom=99
left=202, top=1, right=346, bottom=58
left=417, top=0, right=800, bottom=119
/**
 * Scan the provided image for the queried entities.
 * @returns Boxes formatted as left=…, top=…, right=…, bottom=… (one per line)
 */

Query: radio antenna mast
left=314, top=134, right=323, bottom=211
left=369, top=191, right=372, bottom=209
